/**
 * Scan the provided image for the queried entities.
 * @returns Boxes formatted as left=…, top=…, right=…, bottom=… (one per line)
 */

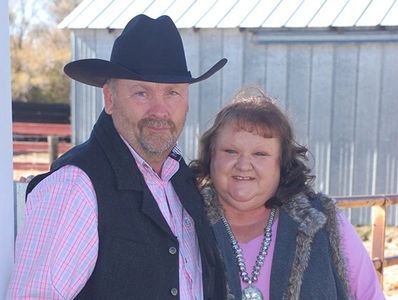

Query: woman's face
left=210, top=123, right=281, bottom=213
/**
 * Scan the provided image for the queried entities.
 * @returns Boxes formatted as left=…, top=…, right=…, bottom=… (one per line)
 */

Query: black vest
left=212, top=198, right=350, bottom=300
left=27, top=111, right=227, bottom=300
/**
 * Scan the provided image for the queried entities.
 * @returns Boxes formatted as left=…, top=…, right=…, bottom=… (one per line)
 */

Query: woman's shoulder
left=310, top=193, right=340, bottom=218
left=280, top=192, right=341, bottom=235
left=281, top=192, right=335, bottom=218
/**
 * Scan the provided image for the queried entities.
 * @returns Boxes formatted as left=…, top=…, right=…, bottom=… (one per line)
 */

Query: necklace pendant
left=242, top=285, right=264, bottom=300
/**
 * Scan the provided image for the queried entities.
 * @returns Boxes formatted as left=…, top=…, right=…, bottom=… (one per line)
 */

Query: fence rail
left=13, top=162, right=51, bottom=172
left=335, top=195, right=398, bottom=287
left=13, top=122, right=71, bottom=137
left=13, top=122, right=71, bottom=172
left=13, top=141, right=71, bottom=154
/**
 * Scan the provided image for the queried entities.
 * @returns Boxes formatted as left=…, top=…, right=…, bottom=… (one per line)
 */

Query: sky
left=9, top=0, right=54, bottom=35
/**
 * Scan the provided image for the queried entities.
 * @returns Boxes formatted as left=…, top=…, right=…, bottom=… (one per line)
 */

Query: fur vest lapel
left=200, top=186, right=352, bottom=300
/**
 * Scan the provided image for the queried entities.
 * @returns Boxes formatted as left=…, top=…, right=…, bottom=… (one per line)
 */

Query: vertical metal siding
left=198, top=30, right=224, bottom=132
left=329, top=44, right=358, bottom=196
left=179, top=30, right=201, bottom=160
left=308, top=44, right=334, bottom=193
left=264, top=44, right=289, bottom=109
left=72, top=30, right=98, bottom=144
left=354, top=44, right=382, bottom=196
left=242, top=32, right=267, bottom=88
left=286, top=45, right=312, bottom=146
left=219, top=29, right=244, bottom=105
left=70, top=28, right=398, bottom=224
left=376, top=44, right=398, bottom=194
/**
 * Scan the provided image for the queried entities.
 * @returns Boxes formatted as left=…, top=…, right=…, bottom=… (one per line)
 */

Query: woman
left=190, top=87, right=385, bottom=300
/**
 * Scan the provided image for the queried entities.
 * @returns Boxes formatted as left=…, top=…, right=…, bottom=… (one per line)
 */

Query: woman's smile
left=210, top=122, right=281, bottom=213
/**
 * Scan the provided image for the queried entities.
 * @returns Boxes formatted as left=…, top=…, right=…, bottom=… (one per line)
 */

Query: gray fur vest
left=201, top=187, right=353, bottom=300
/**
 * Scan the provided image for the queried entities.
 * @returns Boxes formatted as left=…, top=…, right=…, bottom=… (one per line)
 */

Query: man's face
left=103, top=79, right=189, bottom=163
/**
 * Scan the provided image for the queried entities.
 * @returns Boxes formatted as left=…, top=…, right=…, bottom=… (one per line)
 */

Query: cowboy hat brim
left=64, top=58, right=228, bottom=88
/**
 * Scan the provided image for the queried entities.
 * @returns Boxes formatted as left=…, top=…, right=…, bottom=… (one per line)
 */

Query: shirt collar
left=119, top=135, right=182, bottom=167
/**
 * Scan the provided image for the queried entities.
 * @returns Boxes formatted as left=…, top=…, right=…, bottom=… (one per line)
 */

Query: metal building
left=60, top=0, right=398, bottom=224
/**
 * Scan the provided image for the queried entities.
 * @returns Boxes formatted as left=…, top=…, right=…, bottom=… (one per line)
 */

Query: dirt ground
left=13, top=153, right=398, bottom=298
left=358, top=226, right=398, bottom=299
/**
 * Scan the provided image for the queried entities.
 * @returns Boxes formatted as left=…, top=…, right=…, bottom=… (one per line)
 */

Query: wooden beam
left=371, top=205, right=386, bottom=285
left=13, top=122, right=71, bottom=137
left=13, top=141, right=70, bottom=154
left=13, top=162, right=49, bottom=171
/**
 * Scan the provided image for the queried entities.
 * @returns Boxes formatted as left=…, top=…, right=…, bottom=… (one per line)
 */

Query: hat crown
left=110, top=15, right=189, bottom=77
left=63, top=14, right=227, bottom=87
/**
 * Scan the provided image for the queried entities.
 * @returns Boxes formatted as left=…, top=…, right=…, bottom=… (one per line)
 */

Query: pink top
left=239, top=212, right=385, bottom=300
left=7, top=145, right=202, bottom=300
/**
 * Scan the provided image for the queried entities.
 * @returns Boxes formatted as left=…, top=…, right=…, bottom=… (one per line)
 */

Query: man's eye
left=170, top=90, right=179, bottom=96
left=135, top=91, right=146, bottom=97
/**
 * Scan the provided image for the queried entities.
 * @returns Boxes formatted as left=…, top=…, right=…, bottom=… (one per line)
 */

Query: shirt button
left=184, top=218, right=191, bottom=226
left=169, top=246, right=177, bottom=255
left=170, top=288, right=178, bottom=296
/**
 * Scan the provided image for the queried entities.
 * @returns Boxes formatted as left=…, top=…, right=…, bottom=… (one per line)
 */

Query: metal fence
left=336, top=195, right=398, bottom=287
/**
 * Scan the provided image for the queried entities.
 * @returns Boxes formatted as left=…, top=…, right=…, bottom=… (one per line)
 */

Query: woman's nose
left=235, top=155, right=253, bottom=171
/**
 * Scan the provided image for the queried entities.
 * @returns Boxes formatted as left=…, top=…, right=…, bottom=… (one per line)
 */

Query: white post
left=0, top=1, right=15, bottom=298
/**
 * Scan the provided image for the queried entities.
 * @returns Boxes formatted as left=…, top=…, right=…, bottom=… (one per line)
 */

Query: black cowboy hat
left=64, top=14, right=227, bottom=87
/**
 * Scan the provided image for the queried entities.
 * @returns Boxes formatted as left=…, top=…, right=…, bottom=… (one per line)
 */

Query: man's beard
left=137, top=118, right=179, bottom=156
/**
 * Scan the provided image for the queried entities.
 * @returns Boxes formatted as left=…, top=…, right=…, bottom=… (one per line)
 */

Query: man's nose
left=148, top=95, right=169, bottom=118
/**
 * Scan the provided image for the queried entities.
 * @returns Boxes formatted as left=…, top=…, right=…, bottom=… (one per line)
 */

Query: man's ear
left=103, top=84, right=113, bottom=114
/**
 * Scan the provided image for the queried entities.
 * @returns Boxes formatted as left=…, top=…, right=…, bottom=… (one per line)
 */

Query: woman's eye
left=255, top=152, right=268, bottom=157
left=224, top=149, right=237, bottom=154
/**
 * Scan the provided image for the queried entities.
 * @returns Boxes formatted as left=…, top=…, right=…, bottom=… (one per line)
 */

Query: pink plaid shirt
left=7, top=145, right=203, bottom=299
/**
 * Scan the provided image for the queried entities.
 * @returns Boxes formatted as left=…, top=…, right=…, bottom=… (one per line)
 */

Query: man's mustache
left=138, top=118, right=176, bottom=130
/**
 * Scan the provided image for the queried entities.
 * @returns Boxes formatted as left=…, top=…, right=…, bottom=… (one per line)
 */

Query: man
left=7, top=15, right=227, bottom=299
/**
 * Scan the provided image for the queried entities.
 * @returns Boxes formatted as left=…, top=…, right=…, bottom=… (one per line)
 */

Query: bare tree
left=9, top=0, right=82, bottom=103
left=50, top=0, right=82, bottom=24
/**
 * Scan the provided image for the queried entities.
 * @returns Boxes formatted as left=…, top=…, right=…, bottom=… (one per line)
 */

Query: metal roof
left=59, top=0, right=398, bottom=29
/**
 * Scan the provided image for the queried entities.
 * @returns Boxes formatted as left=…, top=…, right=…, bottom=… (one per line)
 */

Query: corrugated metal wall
left=70, top=28, right=398, bottom=224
